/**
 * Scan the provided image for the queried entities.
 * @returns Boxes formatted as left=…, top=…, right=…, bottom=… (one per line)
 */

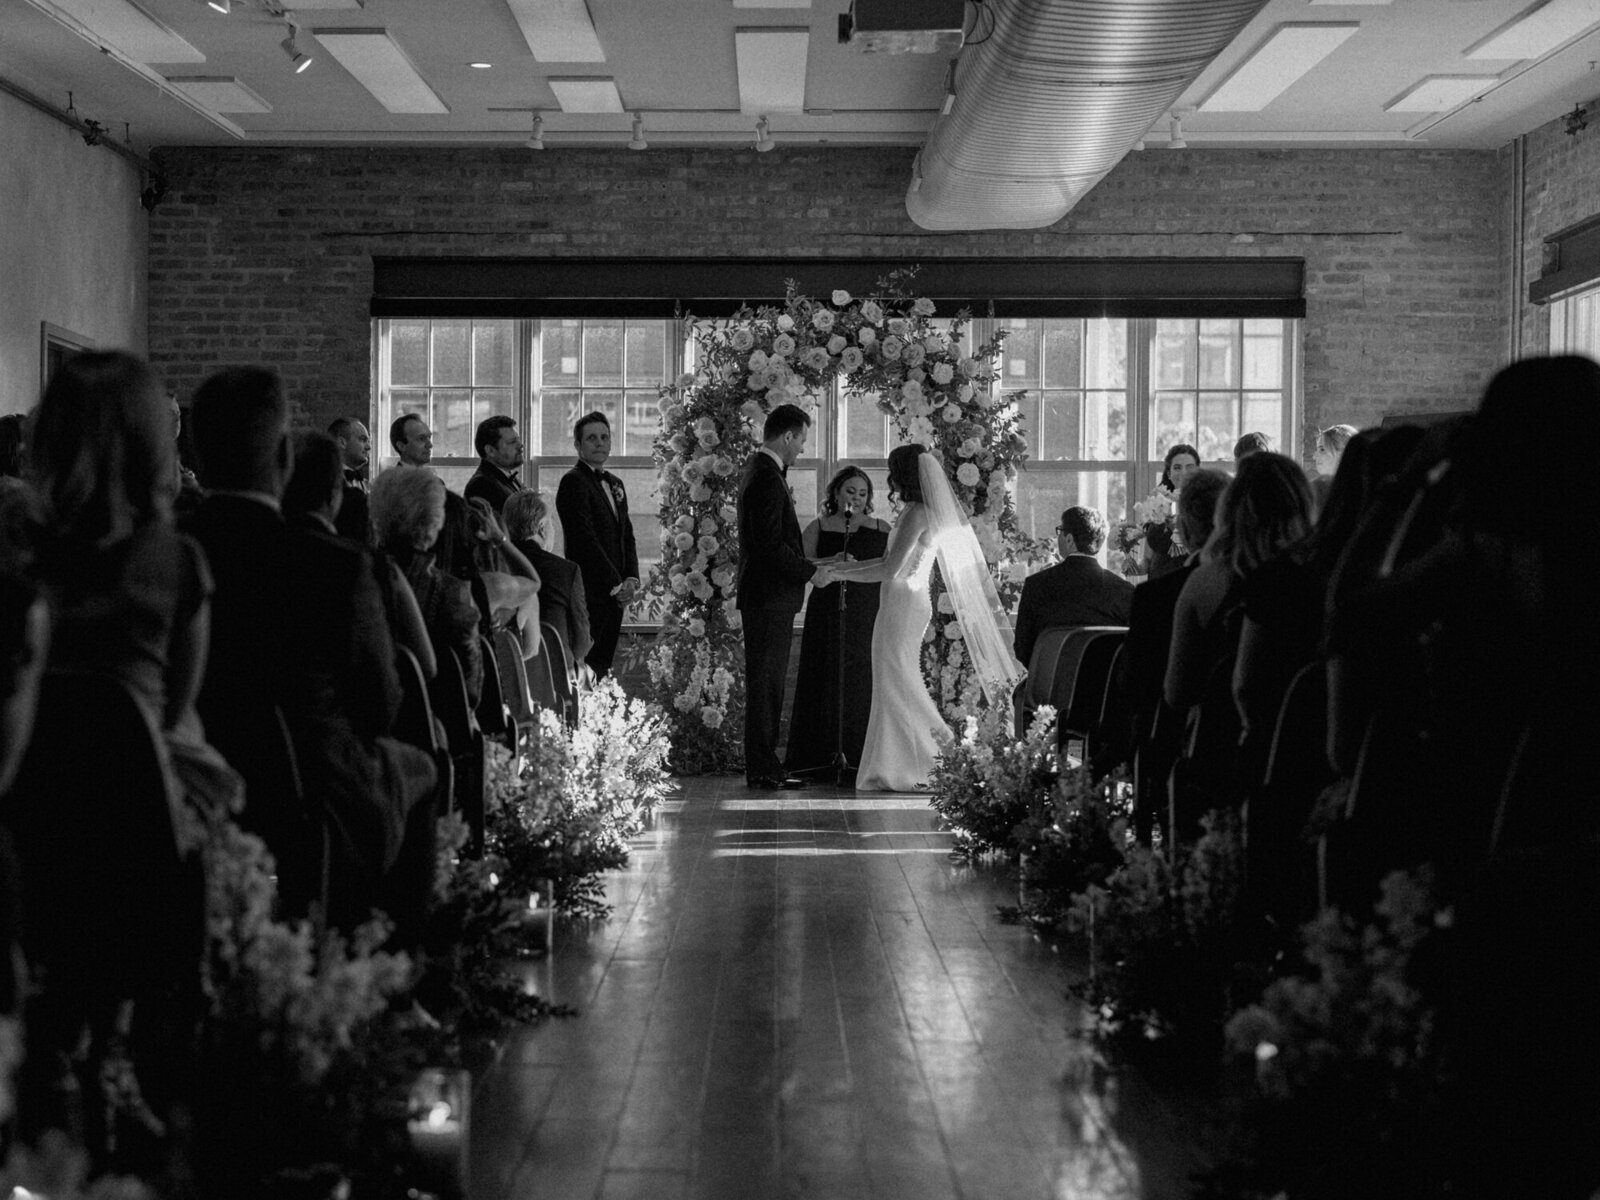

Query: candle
left=408, top=1068, right=470, bottom=1199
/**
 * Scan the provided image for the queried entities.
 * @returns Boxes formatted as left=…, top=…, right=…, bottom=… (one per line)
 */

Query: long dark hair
left=1204, top=451, right=1314, bottom=579
left=887, top=444, right=924, bottom=505
left=1159, top=442, right=1200, bottom=491
left=822, top=466, right=874, bottom=517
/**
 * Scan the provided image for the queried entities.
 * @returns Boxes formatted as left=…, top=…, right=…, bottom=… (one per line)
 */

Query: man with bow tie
left=464, top=415, right=527, bottom=513
left=329, top=415, right=372, bottom=543
left=556, top=411, right=638, bottom=677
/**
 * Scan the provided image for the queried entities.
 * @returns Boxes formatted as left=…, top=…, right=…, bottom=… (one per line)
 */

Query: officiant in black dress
left=787, top=467, right=890, bottom=776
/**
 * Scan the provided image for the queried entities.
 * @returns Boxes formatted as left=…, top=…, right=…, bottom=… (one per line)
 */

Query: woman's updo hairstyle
left=886, top=444, right=925, bottom=505
left=822, top=466, right=874, bottom=517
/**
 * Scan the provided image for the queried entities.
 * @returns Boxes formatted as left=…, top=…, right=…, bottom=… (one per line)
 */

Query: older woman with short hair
left=503, top=490, right=591, bottom=667
left=370, top=466, right=482, bottom=705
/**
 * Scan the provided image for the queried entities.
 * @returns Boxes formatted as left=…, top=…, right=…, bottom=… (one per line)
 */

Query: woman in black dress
left=785, top=467, right=890, bottom=776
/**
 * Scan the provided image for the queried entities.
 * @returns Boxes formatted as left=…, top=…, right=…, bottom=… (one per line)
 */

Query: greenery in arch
left=642, top=268, right=1054, bottom=776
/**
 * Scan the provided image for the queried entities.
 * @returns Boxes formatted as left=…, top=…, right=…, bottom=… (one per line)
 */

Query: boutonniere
left=607, top=479, right=625, bottom=507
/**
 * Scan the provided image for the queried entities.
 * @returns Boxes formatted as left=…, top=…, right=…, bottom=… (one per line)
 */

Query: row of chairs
left=1017, top=625, right=1128, bottom=767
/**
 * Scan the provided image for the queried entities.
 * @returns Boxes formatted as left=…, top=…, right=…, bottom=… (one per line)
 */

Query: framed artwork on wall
left=40, top=322, right=96, bottom=393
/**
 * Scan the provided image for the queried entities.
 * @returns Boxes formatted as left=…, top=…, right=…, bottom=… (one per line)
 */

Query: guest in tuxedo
left=329, top=415, right=372, bottom=543
left=556, top=411, right=638, bottom=677
left=464, top=415, right=526, bottom=514
left=503, top=489, right=592, bottom=668
left=187, top=368, right=436, bottom=930
left=1013, top=506, right=1133, bottom=671
left=736, top=404, right=834, bottom=790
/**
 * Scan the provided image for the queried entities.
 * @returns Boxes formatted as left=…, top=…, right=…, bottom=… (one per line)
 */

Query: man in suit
left=736, top=404, right=834, bottom=790
left=1013, top=506, right=1134, bottom=672
left=186, top=370, right=435, bottom=931
left=503, top=490, right=593, bottom=668
left=1103, top=469, right=1229, bottom=839
left=464, top=415, right=526, bottom=514
left=556, top=411, right=638, bottom=677
left=329, top=415, right=372, bottom=543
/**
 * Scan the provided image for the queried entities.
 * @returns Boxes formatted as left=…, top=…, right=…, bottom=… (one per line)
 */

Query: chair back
left=435, top=646, right=485, bottom=852
left=475, top=633, right=514, bottom=749
left=1055, top=627, right=1127, bottom=739
left=394, top=644, right=441, bottom=756
left=428, top=642, right=476, bottom=756
left=1262, top=663, right=1333, bottom=796
left=1024, top=626, right=1077, bottom=711
left=2, top=672, right=197, bottom=1001
left=541, top=620, right=580, bottom=727
left=494, top=628, right=535, bottom=726
left=523, top=629, right=562, bottom=715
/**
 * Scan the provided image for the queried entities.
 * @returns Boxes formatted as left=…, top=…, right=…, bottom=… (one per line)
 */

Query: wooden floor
left=470, top=777, right=1206, bottom=1200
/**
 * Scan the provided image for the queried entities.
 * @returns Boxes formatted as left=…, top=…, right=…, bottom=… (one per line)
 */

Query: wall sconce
left=1167, top=110, right=1188, bottom=150
left=627, top=112, right=648, bottom=150
left=526, top=113, right=545, bottom=151
left=754, top=115, right=775, bottom=152
left=281, top=23, right=312, bottom=73
left=1564, top=102, right=1588, bottom=137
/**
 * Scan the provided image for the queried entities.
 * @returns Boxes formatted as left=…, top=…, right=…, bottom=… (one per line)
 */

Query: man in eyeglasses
left=1012, top=506, right=1134, bottom=672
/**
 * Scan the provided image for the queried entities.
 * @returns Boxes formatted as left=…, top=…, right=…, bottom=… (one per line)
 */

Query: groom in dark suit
left=556, top=411, right=638, bottom=677
left=736, top=404, right=834, bottom=790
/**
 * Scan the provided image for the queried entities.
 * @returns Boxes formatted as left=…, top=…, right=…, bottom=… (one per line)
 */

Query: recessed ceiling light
left=1198, top=23, right=1359, bottom=112
left=470, top=61, right=492, bottom=68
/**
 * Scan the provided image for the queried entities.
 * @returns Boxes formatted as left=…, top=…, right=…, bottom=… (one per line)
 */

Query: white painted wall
left=0, top=89, right=147, bottom=414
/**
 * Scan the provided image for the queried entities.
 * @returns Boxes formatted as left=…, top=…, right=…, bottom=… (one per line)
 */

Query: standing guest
left=786, top=467, right=890, bottom=777
left=329, top=415, right=373, bottom=544
left=1310, top=423, right=1359, bottom=511
left=464, top=415, right=527, bottom=514
left=1013, top=506, right=1134, bottom=671
left=504, top=490, right=592, bottom=668
left=1233, top=431, right=1273, bottom=462
left=187, top=367, right=436, bottom=929
left=1143, top=443, right=1201, bottom=579
left=371, top=466, right=484, bottom=707
left=167, top=394, right=204, bottom=516
left=556, top=411, right=638, bottom=677
left=736, top=405, right=832, bottom=790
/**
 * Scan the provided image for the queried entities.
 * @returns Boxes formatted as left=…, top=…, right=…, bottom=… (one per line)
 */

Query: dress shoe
left=748, top=775, right=807, bottom=791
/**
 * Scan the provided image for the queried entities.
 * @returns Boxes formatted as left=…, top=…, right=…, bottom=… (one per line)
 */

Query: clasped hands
left=611, top=577, right=641, bottom=603
left=810, top=550, right=854, bottom=590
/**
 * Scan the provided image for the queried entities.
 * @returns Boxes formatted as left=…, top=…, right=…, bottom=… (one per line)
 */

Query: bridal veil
left=917, top=453, right=1025, bottom=707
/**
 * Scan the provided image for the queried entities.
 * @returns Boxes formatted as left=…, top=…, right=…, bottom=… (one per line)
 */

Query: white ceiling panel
left=1467, top=0, right=1600, bottom=60
left=1386, top=74, right=1499, bottom=111
left=735, top=26, right=808, bottom=114
left=549, top=76, right=624, bottom=112
left=164, top=73, right=270, bottom=112
left=23, top=0, right=204, bottom=63
left=313, top=28, right=448, bottom=114
left=1199, top=22, right=1361, bottom=111
left=503, top=0, right=606, bottom=63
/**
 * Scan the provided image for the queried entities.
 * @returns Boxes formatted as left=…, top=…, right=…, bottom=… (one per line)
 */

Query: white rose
left=827, top=334, right=847, bottom=355
left=687, top=618, right=706, bottom=638
left=749, top=349, right=770, bottom=372
left=713, top=457, right=735, bottom=477
left=932, top=363, right=955, bottom=386
left=941, top=405, right=961, bottom=424
left=937, top=594, right=955, bottom=615
left=701, top=706, right=724, bottom=729
left=720, top=503, right=738, bottom=523
left=857, top=326, right=877, bottom=346
left=697, top=535, right=719, bottom=555
left=956, top=462, right=981, bottom=486
left=674, top=531, right=695, bottom=550
left=777, top=314, right=795, bottom=331
left=690, top=483, right=713, bottom=502
left=832, top=290, right=852, bottom=306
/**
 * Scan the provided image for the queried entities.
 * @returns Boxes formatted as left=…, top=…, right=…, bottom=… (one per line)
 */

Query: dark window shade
left=371, top=256, right=1306, bottom=320
left=1531, top=213, right=1600, bottom=305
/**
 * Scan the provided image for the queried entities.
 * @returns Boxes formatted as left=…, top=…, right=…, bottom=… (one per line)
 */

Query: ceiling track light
left=754, top=115, right=775, bottom=152
left=627, top=112, right=647, bottom=151
left=1167, top=110, right=1188, bottom=150
left=281, top=22, right=312, bottom=73
left=207, top=0, right=231, bottom=13
left=526, top=113, right=545, bottom=151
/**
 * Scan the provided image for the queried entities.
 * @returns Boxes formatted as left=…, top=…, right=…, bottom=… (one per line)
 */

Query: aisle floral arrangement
left=645, top=268, right=1038, bottom=772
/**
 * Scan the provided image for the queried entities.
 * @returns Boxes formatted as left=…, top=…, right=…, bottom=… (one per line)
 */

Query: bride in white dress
left=830, top=445, right=1024, bottom=792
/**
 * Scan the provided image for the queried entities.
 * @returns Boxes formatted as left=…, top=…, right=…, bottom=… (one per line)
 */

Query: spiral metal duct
left=906, top=0, right=1271, bottom=230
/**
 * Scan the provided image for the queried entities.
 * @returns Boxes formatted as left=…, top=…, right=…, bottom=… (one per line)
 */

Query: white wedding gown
left=856, top=507, right=948, bottom=792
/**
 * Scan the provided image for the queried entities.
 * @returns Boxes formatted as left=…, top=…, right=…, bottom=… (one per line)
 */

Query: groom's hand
left=812, top=564, right=835, bottom=589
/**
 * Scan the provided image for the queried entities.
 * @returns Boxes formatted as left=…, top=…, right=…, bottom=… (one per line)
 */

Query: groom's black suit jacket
left=736, top=451, right=816, bottom=612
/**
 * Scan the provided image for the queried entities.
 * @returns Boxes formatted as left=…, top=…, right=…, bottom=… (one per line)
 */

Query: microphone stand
left=828, top=506, right=855, bottom=785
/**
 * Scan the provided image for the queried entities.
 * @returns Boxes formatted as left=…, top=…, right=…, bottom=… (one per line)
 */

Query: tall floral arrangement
left=647, top=267, right=1034, bottom=772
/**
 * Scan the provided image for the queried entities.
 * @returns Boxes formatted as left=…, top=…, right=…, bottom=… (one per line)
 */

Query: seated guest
left=1165, top=452, right=1312, bottom=716
left=1, top=572, right=47, bottom=1039
left=1013, top=506, right=1133, bottom=671
left=503, top=489, right=592, bottom=667
left=1310, top=422, right=1359, bottom=510
left=0, top=414, right=26, bottom=480
left=328, top=415, right=373, bottom=544
left=186, top=367, right=435, bottom=928
left=284, top=432, right=436, bottom=680
left=370, top=466, right=484, bottom=707
left=463, top=415, right=528, bottom=513
left=1232, top=431, right=1273, bottom=462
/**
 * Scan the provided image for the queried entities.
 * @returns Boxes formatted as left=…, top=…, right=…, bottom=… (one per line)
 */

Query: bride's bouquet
left=1115, top=486, right=1184, bottom=575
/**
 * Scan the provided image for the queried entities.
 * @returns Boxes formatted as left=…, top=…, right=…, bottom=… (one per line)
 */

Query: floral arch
left=644, top=270, right=1047, bottom=775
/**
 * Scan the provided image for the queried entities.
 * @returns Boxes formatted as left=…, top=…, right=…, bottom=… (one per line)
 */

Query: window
left=1549, top=283, right=1600, bottom=357
left=373, top=314, right=1300, bottom=607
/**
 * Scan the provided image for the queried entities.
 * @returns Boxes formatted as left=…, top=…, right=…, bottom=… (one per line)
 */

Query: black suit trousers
left=588, top=602, right=623, bottom=677
left=742, top=608, right=794, bottom=781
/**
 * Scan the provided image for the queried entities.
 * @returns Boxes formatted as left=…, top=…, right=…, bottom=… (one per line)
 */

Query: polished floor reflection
left=472, top=778, right=1204, bottom=1200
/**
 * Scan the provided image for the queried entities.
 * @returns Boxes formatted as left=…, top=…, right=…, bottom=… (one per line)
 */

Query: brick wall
left=1506, top=98, right=1600, bottom=356
left=147, top=145, right=1506, bottom=452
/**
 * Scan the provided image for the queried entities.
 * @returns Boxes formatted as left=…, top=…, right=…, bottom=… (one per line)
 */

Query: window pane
left=581, top=391, right=623, bottom=439
left=1039, top=391, right=1081, bottom=461
left=1084, top=389, right=1128, bottom=460
left=431, top=321, right=472, bottom=387
left=1153, top=391, right=1196, bottom=457
left=1085, top=319, right=1127, bottom=388
left=542, top=321, right=581, bottom=386
left=428, top=465, right=477, bottom=494
left=1001, top=319, right=1041, bottom=385
left=432, top=389, right=474, bottom=457
left=606, top=467, right=664, bottom=566
left=1198, top=320, right=1237, bottom=388
left=473, top=321, right=515, bottom=387
left=1042, top=320, right=1082, bottom=390
left=583, top=321, right=624, bottom=388
left=539, top=390, right=582, bottom=457
left=1154, top=320, right=1196, bottom=390
left=787, top=469, right=820, bottom=528
left=625, top=322, right=668, bottom=387
left=390, top=389, right=427, bottom=423
left=1243, top=321, right=1283, bottom=388
left=391, top=322, right=428, bottom=385
left=623, top=390, right=658, bottom=455
left=473, top=389, right=515, bottom=429
left=1197, top=394, right=1238, bottom=460
left=1016, top=390, right=1043, bottom=455
left=1013, top=470, right=1125, bottom=555
left=1243, top=393, right=1283, bottom=439
left=844, top=394, right=887, bottom=458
